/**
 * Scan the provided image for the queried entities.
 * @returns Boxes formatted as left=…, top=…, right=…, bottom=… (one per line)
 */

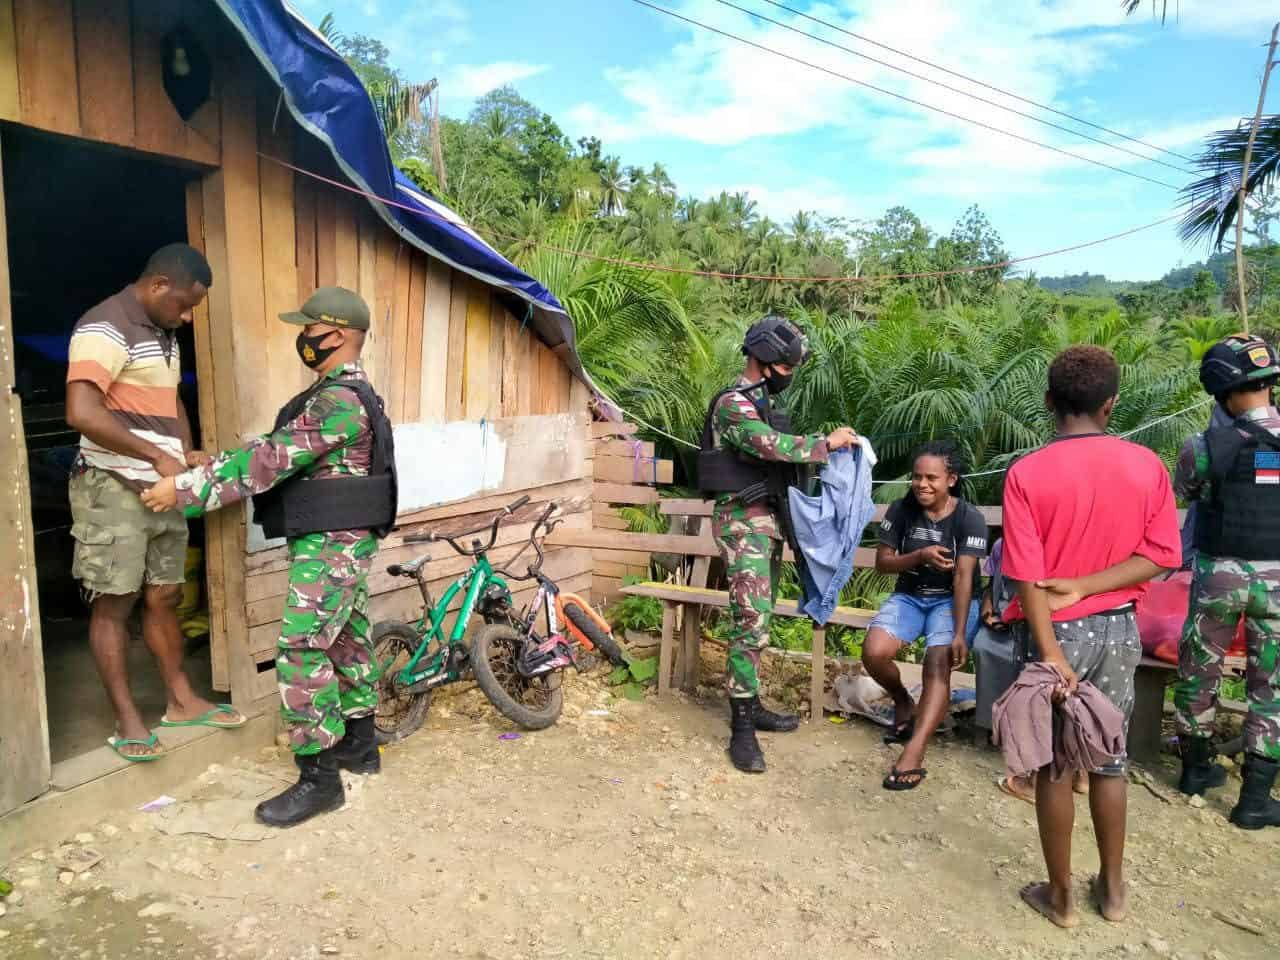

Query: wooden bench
left=557, top=495, right=1228, bottom=759
left=619, top=580, right=878, bottom=720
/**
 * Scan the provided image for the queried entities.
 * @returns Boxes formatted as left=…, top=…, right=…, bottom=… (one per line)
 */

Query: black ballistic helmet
left=1199, top=335, right=1280, bottom=399
left=742, top=315, right=809, bottom=366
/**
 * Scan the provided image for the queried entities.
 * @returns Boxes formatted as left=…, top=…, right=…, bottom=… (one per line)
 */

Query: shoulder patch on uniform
left=1249, top=346, right=1272, bottom=368
left=305, top=385, right=356, bottom=423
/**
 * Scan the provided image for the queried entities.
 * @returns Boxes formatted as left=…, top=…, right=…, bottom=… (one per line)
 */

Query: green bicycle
left=371, top=495, right=624, bottom=742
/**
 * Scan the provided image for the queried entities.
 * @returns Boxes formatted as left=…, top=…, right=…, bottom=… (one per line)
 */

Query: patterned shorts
left=69, top=467, right=188, bottom=600
left=1013, top=609, right=1141, bottom=777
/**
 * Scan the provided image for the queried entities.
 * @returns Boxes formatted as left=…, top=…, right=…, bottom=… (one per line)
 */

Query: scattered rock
left=74, top=832, right=95, bottom=844
left=28, top=850, right=46, bottom=862
left=0, top=903, right=6, bottom=918
left=1147, top=938, right=1172, bottom=957
left=137, top=902, right=180, bottom=919
left=321, top=947, right=340, bottom=956
left=1188, top=795, right=1206, bottom=809
left=55, top=846, right=104, bottom=875
left=58, top=872, right=75, bottom=886
left=99, top=824, right=120, bottom=838
left=0, top=929, right=8, bottom=939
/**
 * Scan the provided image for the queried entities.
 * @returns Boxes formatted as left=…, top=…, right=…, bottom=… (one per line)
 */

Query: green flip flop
left=159, top=704, right=247, bottom=729
left=107, top=732, right=164, bottom=763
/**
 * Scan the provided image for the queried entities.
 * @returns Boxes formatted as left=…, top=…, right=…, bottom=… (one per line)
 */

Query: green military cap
left=279, top=286, right=371, bottom=331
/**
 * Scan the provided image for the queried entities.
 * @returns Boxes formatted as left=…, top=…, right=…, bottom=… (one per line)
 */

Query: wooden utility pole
left=1235, top=22, right=1279, bottom=333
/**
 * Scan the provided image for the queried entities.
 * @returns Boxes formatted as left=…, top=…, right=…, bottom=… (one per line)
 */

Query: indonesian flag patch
left=1255, top=450, right=1280, bottom=484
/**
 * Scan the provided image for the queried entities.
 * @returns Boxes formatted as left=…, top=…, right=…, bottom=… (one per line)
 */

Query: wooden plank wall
left=0, top=0, right=221, bottom=167
left=0, top=137, right=52, bottom=814
left=588, top=421, right=672, bottom=605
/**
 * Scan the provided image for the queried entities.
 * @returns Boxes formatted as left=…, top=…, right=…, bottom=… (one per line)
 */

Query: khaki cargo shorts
left=69, top=466, right=189, bottom=600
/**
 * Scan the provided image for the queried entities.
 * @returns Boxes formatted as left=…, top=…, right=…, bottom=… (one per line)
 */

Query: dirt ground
left=2, top=664, right=1278, bottom=960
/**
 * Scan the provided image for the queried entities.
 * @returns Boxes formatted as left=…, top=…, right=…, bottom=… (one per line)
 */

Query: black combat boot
left=728, top=697, right=766, bottom=773
left=331, top=714, right=381, bottom=775
left=255, top=749, right=345, bottom=828
left=752, top=696, right=800, bottom=733
left=1229, top=753, right=1280, bottom=830
left=1177, top=735, right=1227, bottom=796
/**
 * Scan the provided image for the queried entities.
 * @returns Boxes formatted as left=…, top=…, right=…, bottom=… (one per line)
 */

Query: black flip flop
left=882, top=720, right=916, bottom=745
left=883, top=767, right=927, bottom=791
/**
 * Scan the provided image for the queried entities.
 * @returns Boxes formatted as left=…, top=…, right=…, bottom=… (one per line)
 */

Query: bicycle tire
left=371, top=621, right=433, bottom=745
left=470, top=623, right=563, bottom=730
left=562, top=601, right=627, bottom=666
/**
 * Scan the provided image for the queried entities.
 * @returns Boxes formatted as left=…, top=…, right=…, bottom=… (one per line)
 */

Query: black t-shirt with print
left=879, top=497, right=989, bottom=597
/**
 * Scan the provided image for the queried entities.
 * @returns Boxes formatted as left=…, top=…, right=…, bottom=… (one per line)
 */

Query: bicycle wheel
left=371, top=621, right=432, bottom=745
left=562, top=600, right=627, bottom=666
left=470, top=624, right=563, bottom=730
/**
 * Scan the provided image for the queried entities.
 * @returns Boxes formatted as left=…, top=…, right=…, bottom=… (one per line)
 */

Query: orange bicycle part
left=556, top=592, right=612, bottom=651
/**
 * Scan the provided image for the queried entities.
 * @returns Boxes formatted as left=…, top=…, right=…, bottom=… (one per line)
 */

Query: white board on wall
left=244, top=419, right=508, bottom=553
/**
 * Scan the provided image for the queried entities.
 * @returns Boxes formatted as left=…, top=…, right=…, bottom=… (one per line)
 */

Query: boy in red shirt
left=1002, top=346, right=1180, bottom=928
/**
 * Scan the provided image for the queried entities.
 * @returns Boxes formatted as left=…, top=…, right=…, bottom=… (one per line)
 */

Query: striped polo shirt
left=67, top=287, right=183, bottom=486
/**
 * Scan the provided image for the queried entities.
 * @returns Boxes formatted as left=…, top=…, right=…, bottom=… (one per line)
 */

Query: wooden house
left=0, top=0, right=593, bottom=822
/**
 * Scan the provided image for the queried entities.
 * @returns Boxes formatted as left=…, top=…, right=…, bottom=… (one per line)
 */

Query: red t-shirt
left=1001, top=434, right=1181, bottom=622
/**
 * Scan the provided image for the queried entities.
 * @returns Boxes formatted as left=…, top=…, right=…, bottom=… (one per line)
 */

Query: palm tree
left=1179, top=116, right=1280, bottom=249
left=597, top=157, right=630, bottom=217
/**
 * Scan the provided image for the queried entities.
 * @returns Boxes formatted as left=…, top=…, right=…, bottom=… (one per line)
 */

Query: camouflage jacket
left=1175, top=405, right=1280, bottom=503
left=175, top=362, right=373, bottom=519
left=710, top=378, right=829, bottom=540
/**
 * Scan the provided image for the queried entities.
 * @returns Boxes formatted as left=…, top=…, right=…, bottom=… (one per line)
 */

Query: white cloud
left=566, top=0, right=1257, bottom=201
left=450, top=61, right=550, bottom=99
left=718, top=180, right=865, bottom=223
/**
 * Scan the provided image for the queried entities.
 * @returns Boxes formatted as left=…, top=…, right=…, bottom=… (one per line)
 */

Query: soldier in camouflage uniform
left=699, top=316, right=857, bottom=772
left=1172, top=334, right=1280, bottom=829
left=143, top=287, right=395, bottom=827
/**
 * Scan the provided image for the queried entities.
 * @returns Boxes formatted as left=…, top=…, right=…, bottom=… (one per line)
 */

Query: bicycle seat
left=386, top=556, right=428, bottom=577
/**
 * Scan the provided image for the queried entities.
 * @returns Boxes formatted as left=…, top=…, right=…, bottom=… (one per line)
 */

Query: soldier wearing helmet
left=1173, top=334, right=1280, bottom=829
left=697, top=316, right=857, bottom=773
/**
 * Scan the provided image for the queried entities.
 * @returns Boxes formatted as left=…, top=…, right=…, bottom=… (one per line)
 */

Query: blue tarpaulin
left=210, top=0, right=592, bottom=388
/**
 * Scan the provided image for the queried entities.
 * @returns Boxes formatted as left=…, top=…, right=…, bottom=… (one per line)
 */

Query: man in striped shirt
left=65, top=243, right=244, bottom=762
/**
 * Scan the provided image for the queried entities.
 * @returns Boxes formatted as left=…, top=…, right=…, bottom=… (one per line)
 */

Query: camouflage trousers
left=1173, top=554, right=1280, bottom=761
left=715, top=529, right=778, bottom=699
left=277, top=530, right=379, bottom=755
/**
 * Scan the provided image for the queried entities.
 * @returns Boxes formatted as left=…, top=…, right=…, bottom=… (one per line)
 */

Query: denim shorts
left=870, top=593, right=981, bottom=649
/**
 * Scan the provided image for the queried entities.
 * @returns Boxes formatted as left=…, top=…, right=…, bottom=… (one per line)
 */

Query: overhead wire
left=710, top=0, right=1192, bottom=176
left=752, top=0, right=1196, bottom=164
left=629, top=0, right=1182, bottom=191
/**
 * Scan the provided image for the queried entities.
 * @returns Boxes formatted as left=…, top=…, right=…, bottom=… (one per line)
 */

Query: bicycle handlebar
left=494, top=502, right=561, bottom=581
left=401, top=494, right=539, bottom=557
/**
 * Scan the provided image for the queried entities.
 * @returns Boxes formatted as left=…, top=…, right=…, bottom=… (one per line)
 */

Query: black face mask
left=296, top=331, right=339, bottom=370
left=764, top=366, right=793, bottom=395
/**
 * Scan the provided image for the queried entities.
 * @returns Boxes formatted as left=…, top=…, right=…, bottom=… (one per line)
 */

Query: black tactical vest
left=1193, top=418, right=1280, bottom=560
left=697, top=382, right=798, bottom=497
left=253, top=377, right=398, bottom=541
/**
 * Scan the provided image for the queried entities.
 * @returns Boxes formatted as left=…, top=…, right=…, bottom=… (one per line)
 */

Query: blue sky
left=293, top=1, right=1279, bottom=281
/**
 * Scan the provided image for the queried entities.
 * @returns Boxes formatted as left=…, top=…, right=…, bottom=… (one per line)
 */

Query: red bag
left=1134, top=572, right=1246, bottom=664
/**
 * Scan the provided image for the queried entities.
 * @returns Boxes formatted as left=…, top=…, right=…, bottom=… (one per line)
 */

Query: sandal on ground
left=883, top=767, right=927, bottom=791
left=159, top=704, right=247, bottom=729
left=997, top=776, right=1036, bottom=805
left=107, top=732, right=164, bottom=762
left=882, top=720, right=916, bottom=745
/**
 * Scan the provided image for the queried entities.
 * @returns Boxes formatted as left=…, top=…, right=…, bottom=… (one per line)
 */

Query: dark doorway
left=3, top=126, right=214, bottom=764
